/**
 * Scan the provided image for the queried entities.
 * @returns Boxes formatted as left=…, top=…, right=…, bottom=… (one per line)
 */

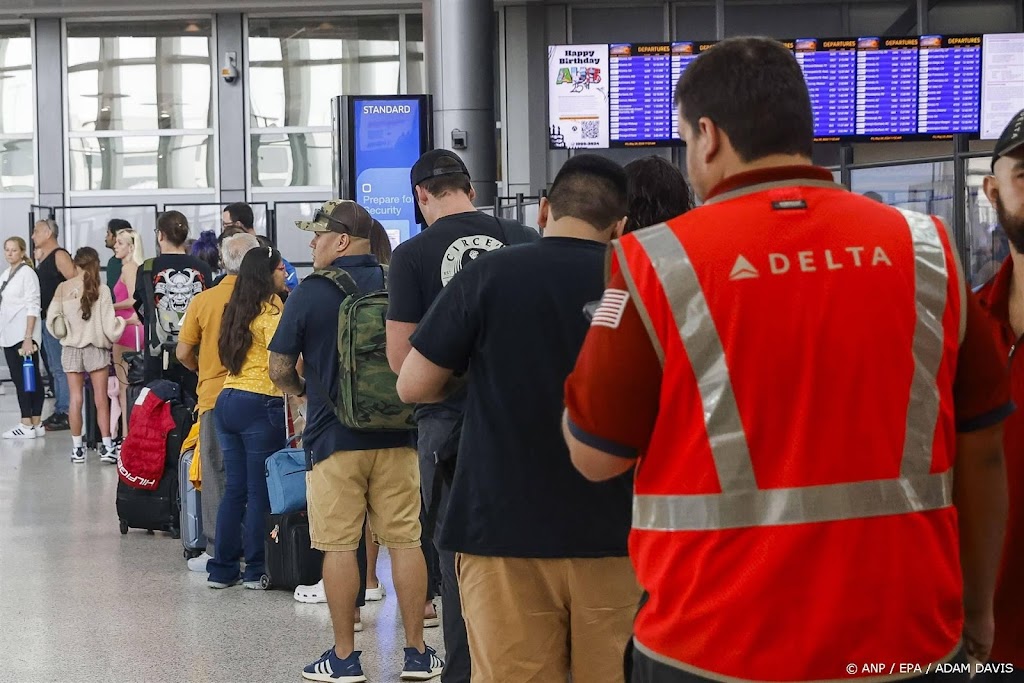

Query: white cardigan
left=45, top=276, right=126, bottom=350
left=0, top=264, right=43, bottom=349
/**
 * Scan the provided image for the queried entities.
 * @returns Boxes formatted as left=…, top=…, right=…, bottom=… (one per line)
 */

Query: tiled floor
left=0, top=390, right=443, bottom=683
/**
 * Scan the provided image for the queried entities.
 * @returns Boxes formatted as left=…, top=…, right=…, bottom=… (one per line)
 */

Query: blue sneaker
left=302, top=648, right=366, bottom=683
left=401, top=645, right=443, bottom=681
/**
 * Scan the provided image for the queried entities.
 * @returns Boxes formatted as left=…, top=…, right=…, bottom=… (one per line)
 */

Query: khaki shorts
left=457, top=554, right=640, bottom=683
left=307, top=447, right=421, bottom=552
left=61, top=345, right=110, bottom=373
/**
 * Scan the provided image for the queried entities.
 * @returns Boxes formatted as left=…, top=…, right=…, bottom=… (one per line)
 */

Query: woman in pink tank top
left=111, top=229, right=144, bottom=440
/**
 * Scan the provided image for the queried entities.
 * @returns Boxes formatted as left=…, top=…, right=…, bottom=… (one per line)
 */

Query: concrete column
left=216, top=13, right=247, bottom=203
left=33, top=18, right=65, bottom=208
left=423, top=0, right=497, bottom=206
left=502, top=4, right=549, bottom=196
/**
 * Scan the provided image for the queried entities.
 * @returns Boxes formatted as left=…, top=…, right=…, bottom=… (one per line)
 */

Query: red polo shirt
left=976, top=257, right=1024, bottom=666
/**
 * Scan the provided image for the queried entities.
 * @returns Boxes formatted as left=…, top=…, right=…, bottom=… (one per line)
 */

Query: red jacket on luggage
left=118, top=389, right=175, bottom=490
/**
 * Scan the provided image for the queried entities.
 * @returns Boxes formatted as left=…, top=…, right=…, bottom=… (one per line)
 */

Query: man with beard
left=975, top=108, right=1024, bottom=679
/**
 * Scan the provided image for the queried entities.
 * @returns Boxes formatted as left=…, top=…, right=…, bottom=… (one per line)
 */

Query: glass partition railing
left=163, top=202, right=269, bottom=239
left=964, top=155, right=1007, bottom=287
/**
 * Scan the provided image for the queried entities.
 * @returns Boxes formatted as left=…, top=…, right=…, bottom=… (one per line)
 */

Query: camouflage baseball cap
left=295, top=200, right=379, bottom=239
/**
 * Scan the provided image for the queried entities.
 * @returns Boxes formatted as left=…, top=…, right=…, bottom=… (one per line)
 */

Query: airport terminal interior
left=1, top=0, right=1023, bottom=681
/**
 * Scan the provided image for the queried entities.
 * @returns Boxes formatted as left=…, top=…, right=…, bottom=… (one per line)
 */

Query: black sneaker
left=44, top=413, right=70, bottom=431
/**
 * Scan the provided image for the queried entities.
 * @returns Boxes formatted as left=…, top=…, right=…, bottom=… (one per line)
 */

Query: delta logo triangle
left=729, top=254, right=759, bottom=281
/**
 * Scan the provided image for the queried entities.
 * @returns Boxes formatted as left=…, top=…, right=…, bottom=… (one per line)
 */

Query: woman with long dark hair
left=206, top=246, right=288, bottom=589
left=46, top=247, right=125, bottom=463
left=623, top=156, right=695, bottom=233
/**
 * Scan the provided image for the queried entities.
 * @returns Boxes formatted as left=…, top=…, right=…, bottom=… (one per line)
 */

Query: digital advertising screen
left=347, top=95, right=432, bottom=245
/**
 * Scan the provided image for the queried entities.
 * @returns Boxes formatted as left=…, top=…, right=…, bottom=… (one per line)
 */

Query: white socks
left=72, top=435, right=83, bottom=448
left=102, top=436, right=113, bottom=450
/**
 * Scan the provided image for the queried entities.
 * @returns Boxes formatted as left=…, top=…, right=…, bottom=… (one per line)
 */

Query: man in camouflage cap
left=269, top=200, right=443, bottom=681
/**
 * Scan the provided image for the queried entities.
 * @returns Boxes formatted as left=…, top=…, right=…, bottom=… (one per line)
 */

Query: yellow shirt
left=222, top=300, right=283, bottom=397
left=178, top=275, right=236, bottom=414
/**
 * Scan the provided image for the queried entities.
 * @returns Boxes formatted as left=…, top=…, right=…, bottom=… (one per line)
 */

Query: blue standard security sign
left=354, top=98, right=424, bottom=245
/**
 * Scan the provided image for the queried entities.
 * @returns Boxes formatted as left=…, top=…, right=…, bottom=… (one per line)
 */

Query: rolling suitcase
left=261, top=509, right=323, bottom=590
left=179, top=447, right=206, bottom=558
left=116, top=384, right=193, bottom=537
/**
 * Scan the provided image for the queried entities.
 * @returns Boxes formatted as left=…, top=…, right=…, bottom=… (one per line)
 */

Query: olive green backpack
left=309, top=266, right=415, bottom=432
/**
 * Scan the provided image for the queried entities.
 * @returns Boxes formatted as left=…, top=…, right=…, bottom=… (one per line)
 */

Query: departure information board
left=856, top=37, right=919, bottom=137
left=918, top=35, right=982, bottom=134
left=794, top=38, right=858, bottom=138
left=549, top=33, right=1015, bottom=149
left=609, top=43, right=675, bottom=145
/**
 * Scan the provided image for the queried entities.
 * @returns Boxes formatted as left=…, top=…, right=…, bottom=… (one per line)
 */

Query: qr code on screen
left=581, top=120, right=600, bottom=139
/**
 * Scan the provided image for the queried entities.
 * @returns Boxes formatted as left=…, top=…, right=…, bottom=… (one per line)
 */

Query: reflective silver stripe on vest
left=633, top=226, right=758, bottom=492
left=631, top=212, right=954, bottom=532
left=897, top=209, right=948, bottom=479
left=634, top=471, right=953, bottom=531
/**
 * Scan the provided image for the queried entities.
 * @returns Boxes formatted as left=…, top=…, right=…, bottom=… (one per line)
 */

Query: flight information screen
left=548, top=33, right=1012, bottom=148
left=918, top=35, right=982, bottom=135
left=794, top=38, right=858, bottom=139
left=609, top=43, right=676, bottom=146
left=856, top=37, right=920, bottom=137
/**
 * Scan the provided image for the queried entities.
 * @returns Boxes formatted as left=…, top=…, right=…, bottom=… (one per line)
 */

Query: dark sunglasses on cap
left=315, top=208, right=351, bottom=232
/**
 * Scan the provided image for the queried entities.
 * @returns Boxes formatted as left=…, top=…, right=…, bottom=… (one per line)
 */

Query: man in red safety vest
left=975, top=107, right=1024, bottom=680
left=563, top=37, right=1013, bottom=683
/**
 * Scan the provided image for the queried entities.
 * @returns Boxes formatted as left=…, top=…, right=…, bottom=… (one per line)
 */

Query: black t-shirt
left=388, top=211, right=538, bottom=416
left=410, top=237, right=632, bottom=558
left=268, top=255, right=413, bottom=467
left=133, top=253, right=213, bottom=322
left=38, top=248, right=69, bottom=314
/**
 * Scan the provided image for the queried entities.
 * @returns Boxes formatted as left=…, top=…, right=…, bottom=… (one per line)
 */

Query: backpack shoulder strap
left=309, top=267, right=360, bottom=298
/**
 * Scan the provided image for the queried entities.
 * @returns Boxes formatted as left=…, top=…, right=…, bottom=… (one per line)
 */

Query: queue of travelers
left=2, top=35, right=1023, bottom=683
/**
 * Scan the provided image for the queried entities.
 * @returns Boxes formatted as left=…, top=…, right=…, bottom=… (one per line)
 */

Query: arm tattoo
left=269, top=352, right=304, bottom=395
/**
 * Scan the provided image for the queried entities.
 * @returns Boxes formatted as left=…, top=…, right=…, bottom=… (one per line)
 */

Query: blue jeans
left=41, top=325, right=68, bottom=414
left=207, top=389, right=286, bottom=584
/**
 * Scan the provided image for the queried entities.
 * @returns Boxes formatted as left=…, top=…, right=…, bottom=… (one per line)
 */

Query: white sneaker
left=187, top=552, right=211, bottom=573
left=34, top=424, right=45, bottom=437
left=70, top=446, right=86, bottom=463
left=364, top=583, right=386, bottom=602
left=294, top=579, right=327, bottom=604
left=98, top=444, right=117, bottom=464
left=3, top=424, right=36, bottom=439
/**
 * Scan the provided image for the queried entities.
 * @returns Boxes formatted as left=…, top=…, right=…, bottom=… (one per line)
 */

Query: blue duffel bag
left=266, top=448, right=307, bottom=515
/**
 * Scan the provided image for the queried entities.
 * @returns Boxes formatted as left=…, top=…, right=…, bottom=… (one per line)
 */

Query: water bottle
left=22, top=354, right=36, bottom=393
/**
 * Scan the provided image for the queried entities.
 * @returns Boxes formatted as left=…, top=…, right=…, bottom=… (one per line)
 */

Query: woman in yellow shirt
left=207, top=246, right=288, bottom=589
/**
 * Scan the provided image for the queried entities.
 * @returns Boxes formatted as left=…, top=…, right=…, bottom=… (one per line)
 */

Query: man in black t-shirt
left=396, top=155, right=639, bottom=682
left=386, top=149, right=537, bottom=682
left=134, top=211, right=212, bottom=392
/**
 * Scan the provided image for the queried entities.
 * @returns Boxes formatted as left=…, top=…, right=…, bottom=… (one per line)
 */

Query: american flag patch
left=591, top=289, right=629, bottom=329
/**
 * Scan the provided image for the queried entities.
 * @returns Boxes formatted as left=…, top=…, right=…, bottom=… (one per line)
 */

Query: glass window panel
left=849, top=161, right=955, bottom=228
left=965, top=156, right=1006, bottom=286
left=248, top=16, right=401, bottom=129
left=407, top=14, right=426, bottom=93
left=273, top=200, right=329, bottom=265
left=929, top=0, right=1017, bottom=34
left=163, top=202, right=269, bottom=238
left=849, top=2, right=915, bottom=36
left=0, top=28, right=33, bottom=135
left=251, top=132, right=333, bottom=188
left=61, top=205, right=158, bottom=257
left=66, top=21, right=213, bottom=132
left=0, top=138, right=33, bottom=191
left=69, top=135, right=213, bottom=191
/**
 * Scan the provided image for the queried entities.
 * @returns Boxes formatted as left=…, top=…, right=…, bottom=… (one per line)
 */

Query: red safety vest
left=614, top=178, right=967, bottom=681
